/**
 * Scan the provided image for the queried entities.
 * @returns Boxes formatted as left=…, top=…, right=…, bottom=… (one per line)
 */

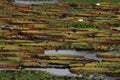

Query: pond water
left=13, top=0, right=59, bottom=4
left=45, top=50, right=103, bottom=62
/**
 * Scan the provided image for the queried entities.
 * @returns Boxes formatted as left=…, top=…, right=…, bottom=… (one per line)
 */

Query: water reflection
left=25, top=68, right=76, bottom=76
left=45, top=50, right=103, bottom=61
left=13, top=0, right=59, bottom=4
left=25, top=68, right=119, bottom=80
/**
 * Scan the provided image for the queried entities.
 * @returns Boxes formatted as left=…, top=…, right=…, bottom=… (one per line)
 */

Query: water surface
left=25, top=68, right=76, bottom=76
left=45, top=50, right=103, bottom=61
left=14, top=0, right=58, bottom=4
